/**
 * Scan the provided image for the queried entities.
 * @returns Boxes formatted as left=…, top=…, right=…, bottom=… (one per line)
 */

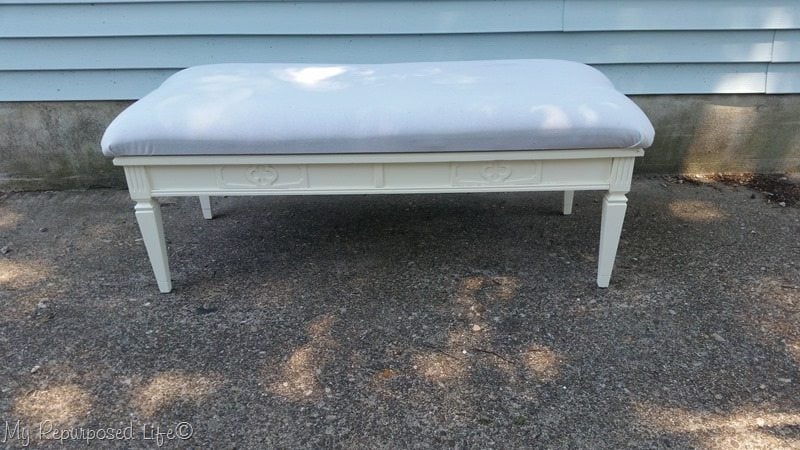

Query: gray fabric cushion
left=101, top=60, right=655, bottom=157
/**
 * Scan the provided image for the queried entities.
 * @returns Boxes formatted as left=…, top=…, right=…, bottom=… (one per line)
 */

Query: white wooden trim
left=119, top=149, right=644, bottom=292
left=113, top=148, right=644, bottom=166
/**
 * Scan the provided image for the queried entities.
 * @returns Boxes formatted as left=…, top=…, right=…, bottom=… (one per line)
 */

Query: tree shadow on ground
left=0, top=180, right=798, bottom=447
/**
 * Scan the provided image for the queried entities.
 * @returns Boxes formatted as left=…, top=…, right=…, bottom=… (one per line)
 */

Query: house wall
left=1, top=0, right=799, bottom=189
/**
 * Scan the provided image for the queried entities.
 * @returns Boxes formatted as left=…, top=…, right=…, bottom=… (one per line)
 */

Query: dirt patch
left=677, top=173, right=800, bottom=207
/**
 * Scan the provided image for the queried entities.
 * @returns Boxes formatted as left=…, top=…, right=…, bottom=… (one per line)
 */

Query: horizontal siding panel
left=0, top=0, right=383, bottom=3
left=766, top=63, right=800, bottom=93
left=565, top=0, right=800, bottom=31
left=0, top=0, right=274, bottom=3
left=773, top=30, right=800, bottom=62
left=0, top=64, right=773, bottom=101
left=0, top=31, right=776, bottom=71
left=596, top=63, right=769, bottom=95
left=0, top=0, right=563, bottom=37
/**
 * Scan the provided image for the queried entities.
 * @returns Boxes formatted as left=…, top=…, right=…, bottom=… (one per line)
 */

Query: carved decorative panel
left=217, top=165, right=307, bottom=189
left=451, top=161, right=542, bottom=187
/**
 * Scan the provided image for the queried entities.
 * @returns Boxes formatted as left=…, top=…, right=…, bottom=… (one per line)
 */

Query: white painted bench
left=101, top=60, right=654, bottom=293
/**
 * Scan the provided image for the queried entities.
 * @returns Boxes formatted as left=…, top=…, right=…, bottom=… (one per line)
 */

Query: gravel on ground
left=0, top=176, right=798, bottom=448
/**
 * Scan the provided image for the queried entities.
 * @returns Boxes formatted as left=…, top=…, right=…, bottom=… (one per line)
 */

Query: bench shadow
left=172, top=191, right=597, bottom=291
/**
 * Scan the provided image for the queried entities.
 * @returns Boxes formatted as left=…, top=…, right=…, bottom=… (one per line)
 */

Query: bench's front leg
left=597, top=192, right=627, bottom=287
left=124, top=165, right=173, bottom=293
left=135, top=200, right=172, bottom=293
left=596, top=157, right=635, bottom=288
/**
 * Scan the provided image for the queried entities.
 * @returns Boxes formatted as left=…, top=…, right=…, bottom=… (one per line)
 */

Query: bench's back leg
left=562, top=190, right=575, bottom=215
left=135, top=199, right=173, bottom=293
left=199, top=196, right=213, bottom=219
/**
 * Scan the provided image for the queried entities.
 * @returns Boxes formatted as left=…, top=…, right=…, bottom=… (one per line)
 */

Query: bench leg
left=597, top=192, right=627, bottom=288
left=562, top=190, right=575, bottom=215
left=135, top=199, right=172, bottom=293
left=596, top=156, right=635, bottom=288
left=199, top=195, right=213, bottom=219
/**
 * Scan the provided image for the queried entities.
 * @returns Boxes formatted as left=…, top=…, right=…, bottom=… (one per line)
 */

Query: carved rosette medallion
left=452, top=160, right=541, bottom=187
left=245, top=165, right=278, bottom=186
left=217, top=164, right=307, bottom=189
left=480, top=163, right=512, bottom=182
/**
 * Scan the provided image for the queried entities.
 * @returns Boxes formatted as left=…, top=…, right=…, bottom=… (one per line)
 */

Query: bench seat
left=102, top=60, right=653, bottom=157
left=102, top=59, right=655, bottom=293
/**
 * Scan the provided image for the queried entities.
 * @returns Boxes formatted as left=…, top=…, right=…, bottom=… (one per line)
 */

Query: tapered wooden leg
left=597, top=192, right=627, bottom=288
left=199, top=195, right=213, bottom=220
left=135, top=199, right=172, bottom=293
left=563, top=190, right=575, bottom=215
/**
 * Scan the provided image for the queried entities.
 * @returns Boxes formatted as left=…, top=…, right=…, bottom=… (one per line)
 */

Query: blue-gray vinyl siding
left=1, top=0, right=799, bottom=101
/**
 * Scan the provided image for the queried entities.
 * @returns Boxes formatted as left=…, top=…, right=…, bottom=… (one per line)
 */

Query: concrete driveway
left=0, top=177, right=798, bottom=448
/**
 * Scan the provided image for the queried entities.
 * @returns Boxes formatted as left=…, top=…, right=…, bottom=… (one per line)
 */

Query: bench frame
left=114, top=148, right=643, bottom=293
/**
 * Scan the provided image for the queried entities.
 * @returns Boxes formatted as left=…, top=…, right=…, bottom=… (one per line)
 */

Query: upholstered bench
left=101, top=59, right=654, bottom=293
